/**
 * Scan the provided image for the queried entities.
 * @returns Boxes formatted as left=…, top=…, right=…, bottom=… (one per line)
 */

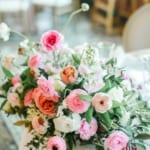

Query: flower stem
left=62, top=9, right=82, bottom=32
left=11, top=30, right=28, bottom=39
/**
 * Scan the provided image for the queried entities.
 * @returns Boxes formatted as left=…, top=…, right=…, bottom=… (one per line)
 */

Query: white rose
left=0, top=23, right=10, bottom=41
left=53, top=114, right=81, bottom=133
left=53, top=80, right=65, bottom=92
left=108, top=87, right=124, bottom=102
left=20, top=39, right=29, bottom=49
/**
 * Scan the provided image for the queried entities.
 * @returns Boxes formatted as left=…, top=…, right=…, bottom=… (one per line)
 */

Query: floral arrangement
left=0, top=4, right=150, bottom=150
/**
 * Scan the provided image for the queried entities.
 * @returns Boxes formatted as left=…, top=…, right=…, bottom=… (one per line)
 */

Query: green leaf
left=85, top=106, right=94, bottom=123
left=135, top=134, right=150, bottom=140
left=112, top=101, right=121, bottom=108
left=100, top=112, right=112, bottom=128
left=14, top=120, right=30, bottom=126
left=0, top=100, right=7, bottom=110
left=72, top=54, right=80, bottom=65
left=78, top=94, right=92, bottom=102
left=2, top=66, right=13, bottom=79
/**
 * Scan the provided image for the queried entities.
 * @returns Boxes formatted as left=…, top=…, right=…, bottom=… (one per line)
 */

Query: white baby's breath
left=0, top=22, right=10, bottom=41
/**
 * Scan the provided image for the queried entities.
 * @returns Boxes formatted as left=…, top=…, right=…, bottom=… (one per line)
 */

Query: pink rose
left=32, top=116, right=48, bottom=134
left=76, top=118, right=98, bottom=140
left=41, top=30, right=64, bottom=52
left=11, top=75, right=20, bottom=86
left=92, top=93, right=112, bottom=113
left=33, top=88, right=59, bottom=116
left=47, top=136, right=66, bottom=150
left=24, top=90, right=33, bottom=106
left=66, top=89, right=90, bottom=114
left=7, top=93, right=21, bottom=107
left=37, top=76, right=56, bottom=96
left=28, top=54, right=41, bottom=68
left=105, top=131, right=129, bottom=150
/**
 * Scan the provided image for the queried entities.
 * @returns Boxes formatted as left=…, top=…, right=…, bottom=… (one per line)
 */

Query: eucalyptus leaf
left=135, top=134, right=150, bottom=140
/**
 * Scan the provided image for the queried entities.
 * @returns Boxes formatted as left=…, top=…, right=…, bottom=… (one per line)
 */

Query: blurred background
left=0, top=0, right=150, bottom=149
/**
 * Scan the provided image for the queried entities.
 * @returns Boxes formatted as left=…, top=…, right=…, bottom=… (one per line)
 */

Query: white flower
left=108, top=87, right=124, bottom=102
left=53, top=113, right=81, bottom=133
left=120, top=111, right=130, bottom=126
left=19, top=39, right=29, bottom=49
left=78, top=64, right=90, bottom=75
left=53, top=80, right=65, bottom=92
left=0, top=23, right=10, bottom=41
left=121, top=80, right=132, bottom=90
left=81, top=3, right=90, bottom=11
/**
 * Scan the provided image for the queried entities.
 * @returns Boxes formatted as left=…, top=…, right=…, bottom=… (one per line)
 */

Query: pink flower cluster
left=77, top=118, right=98, bottom=140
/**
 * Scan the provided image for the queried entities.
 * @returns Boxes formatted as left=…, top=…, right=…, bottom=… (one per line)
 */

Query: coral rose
left=32, top=116, right=48, bottom=134
left=66, top=89, right=90, bottom=114
left=105, top=131, right=129, bottom=150
left=33, top=88, right=59, bottom=116
left=92, top=93, right=112, bottom=113
left=77, top=118, right=98, bottom=140
left=41, top=30, right=64, bottom=52
left=61, top=65, right=77, bottom=84
left=28, top=54, right=41, bottom=68
left=24, top=90, right=33, bottom=106
left=47, top=136, right=66, bottom=150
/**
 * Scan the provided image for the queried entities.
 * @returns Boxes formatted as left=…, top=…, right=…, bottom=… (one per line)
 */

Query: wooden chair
left=91, top=0, right=122, bottom=34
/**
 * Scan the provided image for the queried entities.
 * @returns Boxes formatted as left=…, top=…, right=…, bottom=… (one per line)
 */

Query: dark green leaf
left=2, top=66, right=13, bottom=79
left=85, top=107, right=94, bottom=123
left=100, top=112, right=112, bottom=128
left=135, top=134, right=150, bottom=140
left=0, top=100, right=7, bottom=110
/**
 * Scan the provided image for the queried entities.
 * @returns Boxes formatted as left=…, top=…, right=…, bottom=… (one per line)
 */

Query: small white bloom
left=20, top=39, right=30, bottom=49
left=121, top=80, right=132, bottom=90
left=53, top=114, right=81, bottom=133
left=108, top=87, right=124, bottom=102
left=0, top=23, right=10, bottom=41
left=78, top=64, right=90, bottom=75
left=120, top=111, right=130, bottom=126
left=53, top=80, right=65, bottom=92
left=81, top=3, right=90, bottom=11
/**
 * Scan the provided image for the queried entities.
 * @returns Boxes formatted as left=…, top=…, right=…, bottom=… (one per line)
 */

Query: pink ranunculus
left=28, top=54, right=41, bottom=68
left=33, top=88, right=59, bottom=116
left=24, top=90, right=33, bottom=106
left=105, top=131, right=129, bottom=150
left=11, top=75, right=20, bottom=86
left=7, top=93, right=21, bottom=107
left=37, top=76, right=56, bottom=96
left=76, top=118, right=98, bottom=140
left=66, top=89, right=90, bottom=114
left=32, top=116, right=48, bottom=134
left=47, top=136, right=66, bottom=150
left=41, top=30, right=64, bottom=52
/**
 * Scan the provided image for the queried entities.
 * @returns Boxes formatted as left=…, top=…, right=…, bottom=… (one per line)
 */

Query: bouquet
left=0, top=5, right=150, bottom=150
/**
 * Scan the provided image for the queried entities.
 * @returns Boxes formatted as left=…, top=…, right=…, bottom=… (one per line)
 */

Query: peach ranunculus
left=11, top=75, right=20, bottom=86
left=61, top=65, right=77, bottom=84
left=32, top=116, right=48, bottom=134
left=66, top=89, right=90, bottom=114
left=92, top=93, right=112, bottom=113
left=37, top=76, right=55, bottom=96
left=41, top=30, right=64, bottom=52
left=76, top=118, right=98, bottom=140
left=105, top=131, right=129, bottom=150
left=28, top=54, right=41, bottom=68
left=47, top=136, right=67, bottom=150
left=33, top=88, right=59, bottom=116
left=24, top=90, right=33, bottom=106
